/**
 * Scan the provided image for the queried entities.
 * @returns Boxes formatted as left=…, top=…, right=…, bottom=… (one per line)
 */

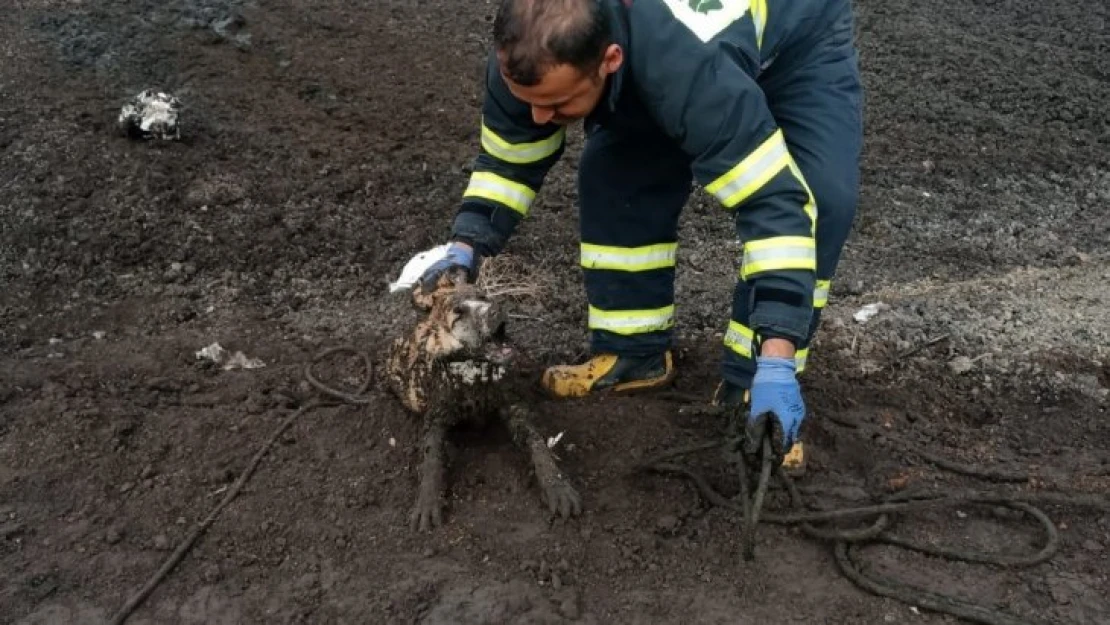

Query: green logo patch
left=688, top=0, right=723, bottom=12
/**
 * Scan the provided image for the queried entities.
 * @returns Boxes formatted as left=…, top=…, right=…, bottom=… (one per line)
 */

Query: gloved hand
left=745, top=356, right=805, bottom=462
left=417, top=242, right=476, bottom=293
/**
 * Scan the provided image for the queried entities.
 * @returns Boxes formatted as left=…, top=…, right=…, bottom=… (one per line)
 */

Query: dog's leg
left=410, top=409, right=449, bottom=531
left=502, top=404, right=582, bottom=519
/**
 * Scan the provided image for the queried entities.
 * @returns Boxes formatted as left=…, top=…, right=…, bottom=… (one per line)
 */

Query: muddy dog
left=386, top=269, right=582, bottom=531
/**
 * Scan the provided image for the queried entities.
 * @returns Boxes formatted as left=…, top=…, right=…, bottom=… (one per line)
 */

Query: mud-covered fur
left=386, top=269, right=581, bottom=530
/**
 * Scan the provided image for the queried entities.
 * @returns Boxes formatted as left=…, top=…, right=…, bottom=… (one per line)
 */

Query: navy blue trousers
left=578, top=6, right=863, bottom=387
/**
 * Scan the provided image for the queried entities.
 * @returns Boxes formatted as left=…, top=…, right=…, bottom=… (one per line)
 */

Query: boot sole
left=607, top=368, right=678, bottom=394
left=541, top=368, right=678, bottom=400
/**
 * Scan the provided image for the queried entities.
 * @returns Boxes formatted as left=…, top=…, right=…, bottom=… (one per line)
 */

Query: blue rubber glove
left=417, top=242, right=475, bottom=293
left=747, top=356, right=805, bottom=460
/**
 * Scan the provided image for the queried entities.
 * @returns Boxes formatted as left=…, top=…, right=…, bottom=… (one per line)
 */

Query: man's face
left=500, top=44, right=623, bottom=126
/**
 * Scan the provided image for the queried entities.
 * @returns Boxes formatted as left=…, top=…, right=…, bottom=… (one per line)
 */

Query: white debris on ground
left=948, top=355, right=975, bottom=375
left=195, top=342, right=266, bottom=370
left=389, top=244, right=450, bottom=292
left=118, top=90, right=182, bottom=140
left=195, top=343, right=225, bottom=362
left=546, top=431, right=565, bottom=449
left=853, top=302, right=890, bottom=324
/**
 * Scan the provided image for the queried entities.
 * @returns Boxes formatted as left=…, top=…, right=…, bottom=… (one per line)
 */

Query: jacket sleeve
left=450, top=52, right=566, bottom=257
left=631, top=5, right=817, bottom=344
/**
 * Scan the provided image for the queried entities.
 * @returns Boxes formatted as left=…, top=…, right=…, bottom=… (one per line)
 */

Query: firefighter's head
left=493, top=0, right=623, bottom=125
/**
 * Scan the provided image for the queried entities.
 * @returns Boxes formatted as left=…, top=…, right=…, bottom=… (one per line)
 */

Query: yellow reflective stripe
left=724, top=320, right=754, bottom=358
left=741, top=235, right=816, bottom=278
left=580, top=242, right=678, bottom=272
left=463, top=172, right=535, bottom=216
left=814, top=279, right=831, bottom=308
left=588, top=305, right=674, bottom=335
left=787, top=158, right=818, bottom=233
left=724, top=321, right=809, bottom=369
left=705, top=129, right=791, bottom=209
left=751, top=0, right=768, bottom=49
left=480, top=119, right=565, bottom=164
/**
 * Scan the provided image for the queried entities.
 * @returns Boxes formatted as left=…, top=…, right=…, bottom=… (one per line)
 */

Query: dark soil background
left=1, top=0, right=1108, bottom=623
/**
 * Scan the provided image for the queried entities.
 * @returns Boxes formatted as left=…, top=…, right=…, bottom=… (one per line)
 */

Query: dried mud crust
left=1, top=0, right=1108, bottom=624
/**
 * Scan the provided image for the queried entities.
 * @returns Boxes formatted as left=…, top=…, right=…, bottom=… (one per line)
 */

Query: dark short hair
left=493, top=0, right=614, bottom=86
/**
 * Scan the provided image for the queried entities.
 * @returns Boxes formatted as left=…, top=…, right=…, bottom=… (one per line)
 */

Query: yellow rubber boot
left=541, top=352, right=676, bottom=399
left=782, top=442, right=806, bottom=477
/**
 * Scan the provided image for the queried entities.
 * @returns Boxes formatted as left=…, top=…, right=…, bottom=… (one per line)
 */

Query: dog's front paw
left=539, top=473, right=582, bottom=519
left=409, top=488, right=444, bottom=531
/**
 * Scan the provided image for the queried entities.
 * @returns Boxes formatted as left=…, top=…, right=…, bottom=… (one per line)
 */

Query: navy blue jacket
left=452, top=0, right=843, bottom=343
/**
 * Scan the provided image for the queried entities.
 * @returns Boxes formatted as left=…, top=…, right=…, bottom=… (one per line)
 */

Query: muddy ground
left=1, top=0, right=1108, bottom=623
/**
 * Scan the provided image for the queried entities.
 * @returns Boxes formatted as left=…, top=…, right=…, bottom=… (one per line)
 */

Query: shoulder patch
left=660, top=0, right=750, bottom=42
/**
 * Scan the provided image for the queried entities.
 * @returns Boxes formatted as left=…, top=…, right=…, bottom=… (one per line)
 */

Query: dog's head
left=409, top=269, right=513, bottom=366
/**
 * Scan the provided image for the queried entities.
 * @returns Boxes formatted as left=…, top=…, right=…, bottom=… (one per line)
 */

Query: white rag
left=388, top=244, right=451, bottom=293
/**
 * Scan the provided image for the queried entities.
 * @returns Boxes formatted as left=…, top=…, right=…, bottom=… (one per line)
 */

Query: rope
left=634, top=413, right=1109, bottom=625
left=108, top=347, right=374, bottom=625
left=302, top=346, right=376, bottom=404
left=736, top=437, right=773, bottom=560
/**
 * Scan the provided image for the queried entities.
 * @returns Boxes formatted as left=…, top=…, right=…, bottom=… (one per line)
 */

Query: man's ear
left=599, top=44, right=623, bottom=78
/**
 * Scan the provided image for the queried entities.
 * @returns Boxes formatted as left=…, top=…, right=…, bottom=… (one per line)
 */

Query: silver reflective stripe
left=711, top=139, right=789, bottom=204
left=724, top=323, right=754, bottom=357
left=580, top=244, right=677, bottom=271
left=588, top=306, right=675, bottom=335
left=814, top=281, right=830, bottom=307
left=795, top=349, right=809, bottom=372
left=752, top=0, right=768, bottom=49
left=743, top=244, right=816, bottom=267
left=481, top=125, right=564, bottom=164
left=463, top=172, right=534, bottom=215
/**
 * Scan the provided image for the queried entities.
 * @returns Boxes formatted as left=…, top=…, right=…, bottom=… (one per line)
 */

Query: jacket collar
left=601, top=0, right=631, bottom=113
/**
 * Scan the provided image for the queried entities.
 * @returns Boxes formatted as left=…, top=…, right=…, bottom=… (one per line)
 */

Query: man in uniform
left=416, top=0, right=863, bottom=468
